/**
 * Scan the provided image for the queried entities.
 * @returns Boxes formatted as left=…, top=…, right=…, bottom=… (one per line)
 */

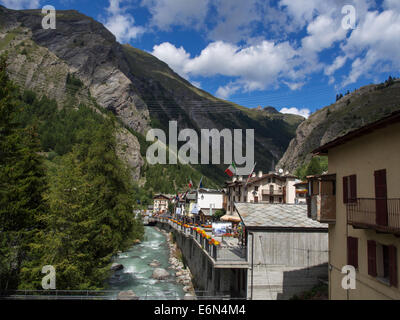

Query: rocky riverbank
left=157, top=227, right=196, bottom=299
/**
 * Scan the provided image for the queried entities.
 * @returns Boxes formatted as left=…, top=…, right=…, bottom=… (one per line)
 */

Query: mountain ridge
left=278, top=78, right=400, bottom=172
left=0, top=5, right=304, bottom=186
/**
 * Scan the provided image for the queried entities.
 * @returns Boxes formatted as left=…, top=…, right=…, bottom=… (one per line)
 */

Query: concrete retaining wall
left=156, top=222, right=247, bottom=298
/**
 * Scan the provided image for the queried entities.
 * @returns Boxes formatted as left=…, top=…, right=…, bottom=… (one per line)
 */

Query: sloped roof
left=313, top=110, right=400, bottom=155
left=234, top=203, right=327, bottom=230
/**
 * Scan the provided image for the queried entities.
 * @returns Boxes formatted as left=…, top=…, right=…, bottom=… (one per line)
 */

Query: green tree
left=306, top=157, right=323, bottom=176
left=0, top=55, right=48, bottom=291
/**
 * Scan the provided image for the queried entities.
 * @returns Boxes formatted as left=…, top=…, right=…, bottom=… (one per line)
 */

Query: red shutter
left=343, top=176, right=349, bottom=204
left=349, top=175, right=357, bottom=203
left=375, top=170, right=388, bottom=226
left=367, top=240, right=377, bottom=277
left=347, top=237, right=358, bottom=268
left=389, top=245, right=398, bottom=287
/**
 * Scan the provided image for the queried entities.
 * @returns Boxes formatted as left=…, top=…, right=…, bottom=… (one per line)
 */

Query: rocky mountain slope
left=278, top=80, right=400, bottom=172
left=0, top=6, right=304, bottom=185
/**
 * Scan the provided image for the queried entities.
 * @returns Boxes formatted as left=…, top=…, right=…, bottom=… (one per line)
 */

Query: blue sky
left=2, top=0, right=400, bottom=118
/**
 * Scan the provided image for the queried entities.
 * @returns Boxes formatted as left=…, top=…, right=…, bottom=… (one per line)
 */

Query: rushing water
left=108, top=226, right=185, bottom=299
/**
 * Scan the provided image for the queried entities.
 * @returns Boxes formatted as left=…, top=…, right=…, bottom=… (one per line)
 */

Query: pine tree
left=0, top=55, right=48, bottom=291
left=306, top=157, right=323, bottom=176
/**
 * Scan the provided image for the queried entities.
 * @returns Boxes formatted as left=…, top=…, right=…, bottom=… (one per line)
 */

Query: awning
left=220, top=214, right=241, bottom=222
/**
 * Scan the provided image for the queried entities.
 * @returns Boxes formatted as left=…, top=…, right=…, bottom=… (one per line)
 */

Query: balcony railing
left=154, top=217, right=247, bottom=263
left=261, top=189, right=283, bottom=195
left=347, top=198, right=400, bottom=235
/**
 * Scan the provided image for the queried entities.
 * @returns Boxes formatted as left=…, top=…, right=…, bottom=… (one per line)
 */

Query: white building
left=225, top=171, right=299, bottom=216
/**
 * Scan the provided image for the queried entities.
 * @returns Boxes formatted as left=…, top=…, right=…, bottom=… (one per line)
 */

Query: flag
left=188, top=179, right=193, bottom=188
left=198, top=176, right=203, bottom=189
left=245, top=163, right=257, bottom=187
left=225, top=162, right=237, bottom=177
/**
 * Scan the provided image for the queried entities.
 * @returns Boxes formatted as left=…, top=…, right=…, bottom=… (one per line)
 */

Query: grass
left=0, top=32, right=16, bottom=51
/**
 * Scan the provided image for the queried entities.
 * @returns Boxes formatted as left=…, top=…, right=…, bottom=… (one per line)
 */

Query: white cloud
left=152, top=40, right=300, bottom=96
left=152, top=42, right=191, bottom=78
left=0, top=0, right=39, bottom=9
left=141, top=0, right=210, bottom=31
left=149, top=0, right=400, bottom=97
left=207, top=0, right=262, bottom=43
left=340, top=9, right=400, bottom=86
left=104, top=0, right=145, bottom=43
left=215, top=83, right=241, bottom=99
left=280, top=107, right=310, bottom=119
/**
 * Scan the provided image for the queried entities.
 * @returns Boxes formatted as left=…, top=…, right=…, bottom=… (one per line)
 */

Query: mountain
left=278, top=79, right=400, bottom=172
left=0, top=6, right=304, bottom=187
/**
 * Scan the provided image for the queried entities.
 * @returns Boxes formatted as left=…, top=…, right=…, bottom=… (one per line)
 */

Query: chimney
left=258, top=171, right=263, bottom=178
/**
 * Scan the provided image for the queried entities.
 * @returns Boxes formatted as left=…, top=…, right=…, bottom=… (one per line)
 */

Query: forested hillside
left=0, top=56, right=143, bottom=290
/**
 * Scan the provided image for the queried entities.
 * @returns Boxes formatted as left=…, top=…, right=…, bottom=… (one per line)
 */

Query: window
left=254, top=186, right=259, bottom=192
left=343, top=175, right=357, bottom=203
left=347, top=237, right=358, bottom=269
left=369, top=241, right=398, bottom=287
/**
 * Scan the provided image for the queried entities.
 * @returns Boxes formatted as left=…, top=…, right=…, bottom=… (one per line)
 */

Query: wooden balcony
left=309, top=195, right=336, bottom=223
left=261, top=189, right=283, bottom=195
left=347, top=198, right=400, bottom=235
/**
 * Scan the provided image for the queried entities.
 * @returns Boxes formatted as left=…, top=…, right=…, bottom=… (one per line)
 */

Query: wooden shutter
left=389, top=245, right=398, bottom=287
left=374, top=170, right=388, bottom=226
left=367, top=240, right=377, bottom=277
left=347, top=237, right=358, bottom=269
left=349, top=175, right=357, bottom=203
left=343, top=176, right=349, bottom=204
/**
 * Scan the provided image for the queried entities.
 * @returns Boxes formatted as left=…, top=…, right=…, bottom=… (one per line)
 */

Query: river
left=108, top=226, right=186, bottom=300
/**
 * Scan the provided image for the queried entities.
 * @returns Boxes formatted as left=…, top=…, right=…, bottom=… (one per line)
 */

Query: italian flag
left=225, top=162, right=237, bottom=177
left=188, top=179, right=193, bottom=188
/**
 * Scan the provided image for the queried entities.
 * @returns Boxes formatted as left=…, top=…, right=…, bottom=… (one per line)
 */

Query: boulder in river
left=149, top=260, right=161, bottom=268
left=117, top=290, right=139, bottom=300
left=133, top=239, right=141, bottom=245
left=152, top=268, right=170, bottom=280
left=111, top=263, right=124, bottom=271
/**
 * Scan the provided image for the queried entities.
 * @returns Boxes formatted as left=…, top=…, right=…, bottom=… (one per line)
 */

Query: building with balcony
left=225, top=171, right=298, bottom=217
left=153, top=194, right=172, bottom=214
left=308, top=110, right=400, bottom=300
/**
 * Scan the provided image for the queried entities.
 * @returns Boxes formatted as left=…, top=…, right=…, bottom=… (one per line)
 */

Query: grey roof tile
left=234, top=203, right=327, bottom=229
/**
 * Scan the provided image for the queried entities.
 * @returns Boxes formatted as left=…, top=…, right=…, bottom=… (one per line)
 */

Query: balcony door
left=374, top=169, right=388, bottom=226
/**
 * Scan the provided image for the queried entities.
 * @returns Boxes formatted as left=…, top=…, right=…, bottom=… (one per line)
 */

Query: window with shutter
left=374, top=169, right=388, bottom=226
left=389, top=245, right=398, bottom=287
left=349, top=175, right=357, bottom=203
left=347, top=237, right=358, bottom=269
left=343, top=176, right=349, bottom=204
left=367, top=240, right=377, bottom=277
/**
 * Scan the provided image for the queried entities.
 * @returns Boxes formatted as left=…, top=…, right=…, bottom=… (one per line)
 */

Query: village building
left=294, top=181, right=308, bottom=204
left=225, top=171, right=298, bottom=218
left=235, top=203, right=328, bottom=300
left=153, top=194, right=172, bottom=214
left=307, top=110, right=400, bottom=300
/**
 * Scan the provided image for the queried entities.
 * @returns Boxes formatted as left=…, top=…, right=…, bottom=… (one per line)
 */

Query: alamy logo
left=42, top=5, right=56, bottom=30
left=341, top=265, right=356, bottom=290
left=41, top=265, right=56, bottom=290
left=342, top=5, right=357, bottom=30
left=146, top=121, right=255, bottom=175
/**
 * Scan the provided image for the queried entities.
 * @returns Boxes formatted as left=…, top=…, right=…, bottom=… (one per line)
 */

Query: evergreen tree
left=0, top=55, right=47, bottom=291
left=306, top=157, right=323, bottom=176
